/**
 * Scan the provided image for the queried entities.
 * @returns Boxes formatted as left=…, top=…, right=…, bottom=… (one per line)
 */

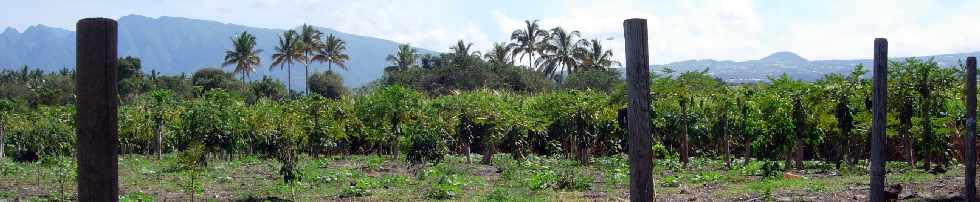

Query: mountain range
left=0, top=14, right=977, bottom=87
left=653, top=51, right=980, bottom=83
left=0, top=15, right=433, bottom=88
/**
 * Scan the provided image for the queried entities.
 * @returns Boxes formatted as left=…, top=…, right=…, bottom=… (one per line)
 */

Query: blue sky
left=2, top=0, right=979, bottom=64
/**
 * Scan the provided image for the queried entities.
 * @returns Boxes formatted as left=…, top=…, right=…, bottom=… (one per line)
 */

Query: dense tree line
left=0, top=57, right=971, bottom=181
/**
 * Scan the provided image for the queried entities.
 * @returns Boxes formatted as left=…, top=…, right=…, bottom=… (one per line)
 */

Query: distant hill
left=652, top=51, right=980, bottom=83
left=0, top=15, right=435, bottom=88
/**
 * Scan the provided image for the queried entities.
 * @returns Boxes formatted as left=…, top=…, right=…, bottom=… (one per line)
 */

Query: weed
left=659, top=175, right=680, bottom=187
left=691, top=171, right=723, bottom=184
left=339, top=177, right=378, bottom=198
left=119, top=191, right=156, bottom=202
left=426, top=174, right=463, bottom=199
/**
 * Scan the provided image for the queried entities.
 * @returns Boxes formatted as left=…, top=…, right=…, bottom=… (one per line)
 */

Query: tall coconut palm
left=385, top=44, right=418, bottom=71
left=538, top=27, right=584, bottom=81
left=484, top=42, right=515, bottom=68
left=270, top=30, right=305, bottom=92
left=313, top=34, right=350, bottom=72
left=510, top=20, right=547, bottom=70
left=576, top=39, right=619, bottom=71
left=299, top=24, right=323, bottom=94
left=449, top=40, right=479, bottom=68
left=222, top=31, right=262, bottom=90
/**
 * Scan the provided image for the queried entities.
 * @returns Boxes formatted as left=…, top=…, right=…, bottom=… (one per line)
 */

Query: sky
left=2, top=0, right=979, bottom=65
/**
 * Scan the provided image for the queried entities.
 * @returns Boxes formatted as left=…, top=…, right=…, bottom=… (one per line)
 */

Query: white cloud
left=492, top=0, right=768, bottom=64
left=777, top=0, right=980, bottom=60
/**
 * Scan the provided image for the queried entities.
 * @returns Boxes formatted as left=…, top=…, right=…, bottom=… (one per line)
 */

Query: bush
left=249, top=75, right=287, bottom=100
left=425, top=174, right=463, bottom=199
left=5, top=106, right=75, bottom=162
left=659, top=175, right=680, bottom=187
left=555, top=168, right=592, bottom=191
left=339, top=177, right=379, bottom=198
left=762, top=161, right=782, bottom=179
left=406, top=123, right=448, bottom=164
left=191, top=68, right=240, bottom=92
left=119, top=191, right=156, bottom=202
left=527, top=169, right=556, bottom=190
left=561, top=68, right=623, bottom=92
left=308, top=71, right=348, bottom=99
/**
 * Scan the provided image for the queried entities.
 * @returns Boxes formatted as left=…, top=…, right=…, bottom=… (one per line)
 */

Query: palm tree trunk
left=305, top=57, right=311, bottom=95
left=287, top=63, right=292, bottom=94
left=529, top=53, right=535, bottom=70
left=305, top=66, right=310, bottom=94
left=241, top=74, right=247, bottom=92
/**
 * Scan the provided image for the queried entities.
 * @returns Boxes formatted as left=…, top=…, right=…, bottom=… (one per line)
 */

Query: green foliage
left=191, top=68, right=240, bottom=92
left=339, top=177, right=380, bottom=198
left=119, top=56, right=148, bottom=99
left=425, top=174, right=463, bottom=199
left=180, top=90, right=247, bottom=153
left=5, top=106, right=74, bottom=161
left=177, top=142, right=206, bottom=199
left=119, top=191, right=156, bottom=202
left=382, top=45, right=556, bottom=96
left=308, top=71, right=348, bottom=99
left=761, top=161, right=782, bottom=179
left=561, top=67, right=623, bottom=92
left=405, top=115, right=449, bottom=163
left=356, top=85, right=426, bottom=154
left=527, top=169, right=557, bottom=190
left=249, top=75, right=287, bottom=100
left=659, top=175, right=680, bottom=187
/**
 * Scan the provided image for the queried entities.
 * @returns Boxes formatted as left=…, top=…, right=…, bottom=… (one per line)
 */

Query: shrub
left=119, top=191, right=156, bottom=202
left=561, top=68, right=623, bottom=92
left=555, top=168, right=592, bottom=191
left=339, top=177, right=379, bottom=198
left=761, top=161, right=782, bottom=179
left=406, top=123, right=448, bottom=164
left=659, top=175, right=680, bottom=187
left=425, top=174, right=463, bottom=199
left=308, top=71, right=348, bottom=99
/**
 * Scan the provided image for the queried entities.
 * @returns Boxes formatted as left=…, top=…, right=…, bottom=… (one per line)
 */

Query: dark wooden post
left=624, top=18, right=653, bottom=202
left=870, top=38, right=887, bottom=202
left=966, top=56, right=977, bottom=202
left=75, top=18, right=119, bottom=202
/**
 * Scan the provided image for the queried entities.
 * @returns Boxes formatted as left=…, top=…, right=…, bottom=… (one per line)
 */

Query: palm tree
left=485, top=42, right=515, bottom=69
left=576, top=39, right=619, bottom=71
left=299, top=24, right=323, bottom=94
left=449, top=40, right=479, bottom=68
left=510, top=20, right=547, bottom=70
left=313, top=34, right=350, bottom=72
left=385, top=44, right=418, bottom=71
left=270, top=30, right=305, bottom=92
left=538, top=27, right=584, bottom=81
left=222, top=31, right=262, bottom=90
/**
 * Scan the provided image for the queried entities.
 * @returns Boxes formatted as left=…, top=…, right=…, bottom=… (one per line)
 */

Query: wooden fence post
left=624, top=18, right=653, bottom=202
left=75, top=18, right=119, bottom=202
left=870, top=38, right=887, bottom=202
left=966, top=56, right=977, bottom=202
